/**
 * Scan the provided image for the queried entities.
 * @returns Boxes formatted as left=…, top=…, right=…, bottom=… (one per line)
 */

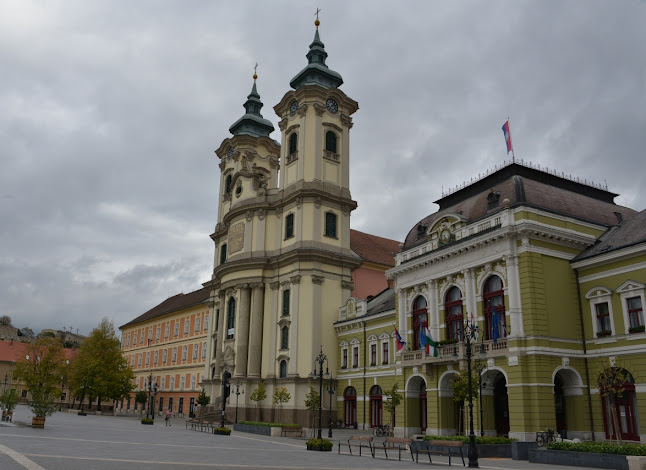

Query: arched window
left=445, top=287, right=464, bottom=341
left=369, top=385, right=383, bottom=428
left=281, top=326, right=289, bottom=349
left=484, top=275, right=506, bottom=341
left=226, top=297, right=236, bottom=339
left=599, top=367, right=638, bottom=441
left=344, top=386, right=357, bottom=427
left=225, top=174, right=232, bottom=193
left=325, top=212, right=337, bottom=238
left=325, top=131, right=337, bottom=153
left=412, top=296, right=428, bottom=350
left=279, top=360, right=288, bottom=378
left=289, top=133, right=298, bottom=154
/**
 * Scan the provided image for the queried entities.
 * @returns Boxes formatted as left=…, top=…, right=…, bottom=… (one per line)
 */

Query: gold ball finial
left=315, top=19, right=320, bottom=28
left=253, top=73, right=258, bottom=80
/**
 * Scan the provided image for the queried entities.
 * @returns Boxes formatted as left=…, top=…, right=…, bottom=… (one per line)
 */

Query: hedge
left=424, top=435, right=516, bottom=444
left=548, top=442, right=646, bottom=456
left=238, top=421, right=301, bottom=428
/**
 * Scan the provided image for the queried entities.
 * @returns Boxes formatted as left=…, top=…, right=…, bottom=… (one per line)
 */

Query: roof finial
left=315, top=7, right=321, bottom=28
left=253, top=62, right=258, bottom=81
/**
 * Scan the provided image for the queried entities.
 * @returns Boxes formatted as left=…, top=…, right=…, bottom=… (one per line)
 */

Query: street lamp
left=146, top=372, right=156, bottom=420
left=473, top=360, right=486, bottom=437
left=3, top=374, right=7, bottom=392
left=326, top=377, right=336, bottom=438
left=234, top=380, right=243, bottom=424
left=220, top=372, right=231, bottom=428
left=309, top=346, right=330, bottom=439
left=452, top=317, right=481, bottom=468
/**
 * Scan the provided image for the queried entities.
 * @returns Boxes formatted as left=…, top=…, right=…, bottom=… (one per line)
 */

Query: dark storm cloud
left=1, top=0, right=644, bottom=333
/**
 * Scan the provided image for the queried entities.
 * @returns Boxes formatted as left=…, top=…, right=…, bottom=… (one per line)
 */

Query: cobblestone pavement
left=0, top=405, right=601, bottom=470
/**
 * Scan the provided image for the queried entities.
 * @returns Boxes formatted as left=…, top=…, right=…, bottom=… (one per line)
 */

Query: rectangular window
left=628, top=297, right=644, bottom=329
left=174, top=322, right=179, bottom=337
left=170, top=377, right=175, bottom=391
left=191, top=376, right=196, bottom=390
left=180, top=376, right=185, bottom=391
left=220, top=243, right=227, bottom=265
left=342, top=348, right=348, bottom=368
left=156, top=326, right=160, bottom=341
left=172, top=348, right=177, bottom=362
left=382, top=341, right=389, bottom=365
left=370, top=344, right=377, bottom=366
left=193, top=344, right=198, bottom=360
left=138, top=354, right=142, bottom=367
left=281, top=326, right=289, bottom=349
left=154, top=350, right=158, bottom=365
left=215, top=309, right=220, bottom=332
left=126, top=334, right=130, bottom=347
left=145, top=352, right=150, bottom=366
left=212, top=339, right=217, bottom=358
left=131, top=355, right=135, bottom=367
left=148, top=329, right=152, bottom=341
left=140, top=331, right=144, bottom=345
left=352, top=346, right=359, bottom=368
left=163, top=349, right=168, bottom=364
left=285, top=213, right=294, bottom=239
left=133, top=333, right=137, bottom=346
left=182, top=346, right=187, bottom=361
left=596, top=302, right=611, bottom=333
left=202, top=342, right=207, bottom=359
left=204, top=314, right=209, bottom=331
left=161, top=377, right=165, bottom=391
left=282, top=289, right=290, bottom=316
left=195, top=317, right=201, bottom=332
left=165, top=324, right=169, bottom=339
left=325, top=212, right=337, bottom=238
left=184, top=318, right=190, bottom=335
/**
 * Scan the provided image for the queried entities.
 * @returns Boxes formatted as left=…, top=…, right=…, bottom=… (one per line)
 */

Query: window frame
left=282, top=289, right=290, bottom=317
left=226, top=297, right=236, bottom=339
left=381, top=340, right=389, bottom=365
left=220, top=243, right=227, bottom=265
left=412, top=295, right=428, bottom=350
left=279, top=360, right=288, bottom=378
left=285, top=213, right=294, bottom=239
left=324, top=211, right=337, bottom=238
left=445, top=287, right=464, bottom=341
left=325, top=130, right=337, bottom=153
left=289, top=133, right=297, bottom=155
left=483, top=275, right=506, bottom=341
left=280, top=326, right=289, bottom=350
left=586, top=287, right=616, bottom=338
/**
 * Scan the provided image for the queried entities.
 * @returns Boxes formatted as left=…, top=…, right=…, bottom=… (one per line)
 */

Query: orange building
left=119, top=287, right=210, bottom=417
left=350, top=229, right=400, bottom=300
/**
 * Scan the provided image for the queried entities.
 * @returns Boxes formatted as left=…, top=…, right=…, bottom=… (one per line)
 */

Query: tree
left=304, top=385, right=320, bottom=429
left=273, top=386, right=291, bottom=424
left=13, top=337, right=66, bottom=421
left=597, top=358, right=632, bottom=445
left=383, top=383, right=403, bottom=428
left=451, top=368, right=479, bottom=435
left=19, top=327, right=35, bottom=338
left=68, top=318, right=133, bottom=412
left=135, top=390, right=148, bottom=415
left=0, top=315, right=12, bottom=326
left=249, top=381, right=267, bottom=421
left=196, top=389, right=210, bottom=418
left=0, top=389, right=19, bottom=412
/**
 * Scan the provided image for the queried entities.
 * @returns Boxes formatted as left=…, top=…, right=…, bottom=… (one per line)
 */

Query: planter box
left=213, top=430, right=230, bottom=435
left=233, top=424, right=272, bottom=436
left=512, top=441, right=538, bottom=460
left=32, top=416, right=46, bottom=428
left=461, top=443, right=511, bottom=459
left=306, top=444, right=331, bottom=451
left=141, top=421, right=154, bottom=425
left=529, top=449, right=629, bottom=470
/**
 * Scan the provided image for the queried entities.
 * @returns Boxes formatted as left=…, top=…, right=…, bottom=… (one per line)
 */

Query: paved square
left=1, top=406, right=601, bottom=470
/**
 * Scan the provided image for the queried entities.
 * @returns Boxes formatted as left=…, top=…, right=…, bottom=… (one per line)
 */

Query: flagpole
left=508, top=116, right=515, bottom=162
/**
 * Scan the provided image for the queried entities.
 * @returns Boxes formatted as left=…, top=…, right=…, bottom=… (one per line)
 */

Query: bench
left=413, top=440, right=465, bottom=466
left=371, top=437, right=413, bottom=461
left=280, top=425, right=304, bottom=437
left=338, top=435, right=373, bottom=457
left=186, top=411, right=220, bottom=432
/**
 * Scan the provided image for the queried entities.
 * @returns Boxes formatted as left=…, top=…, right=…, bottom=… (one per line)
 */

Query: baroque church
left=120, top=18, right=646, bottom=442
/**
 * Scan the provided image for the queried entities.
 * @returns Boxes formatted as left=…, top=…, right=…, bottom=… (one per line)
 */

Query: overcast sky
left=2, top=1, right=645, bottom=336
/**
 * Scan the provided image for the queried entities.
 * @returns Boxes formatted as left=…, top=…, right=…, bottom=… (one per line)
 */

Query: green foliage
left=213, top=427, right=232, bottom=434
left=135, top=390, right=148, bottom=405
left=304, top=385, right=319, bottom=411
left=383, top=382, right=402, bottom=427
left=197, top=389, right=210, bottom=407
left=0, top=315, right=12, bottom=326
left=238, top=420, right=285, bottom=427
left=305, top=438, right=333, bottom=451
left=450, top=368, right=479, bottom=402
left=20, top=327, right=34, bottom=338
left=68, top=318, right=133, bottom=406
left=14, top=337, right=67, bottom=418
left=424, top=435, right=516, bottom=444
left=249, top=381, right=267, bottom=420
left=273, top=386, right=291, bottom=405
left=0, top=389, right=19, bottom=411
left=40, top=331, right=56, bottom=338
left=140, top=417, right=154, bottom=424
left=548, top=441, right=646, bottom=456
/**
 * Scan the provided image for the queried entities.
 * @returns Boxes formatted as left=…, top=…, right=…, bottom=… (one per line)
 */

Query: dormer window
left=487, top=191, right=501, bottom=210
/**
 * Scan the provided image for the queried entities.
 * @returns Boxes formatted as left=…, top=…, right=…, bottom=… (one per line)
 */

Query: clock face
left=440, top=229, right=451, bottom=243
left=227, top=146, right=234, bottom=158
left=289, top=100, right=299, bottom=116
left=326, top=98, right=338, bottom=114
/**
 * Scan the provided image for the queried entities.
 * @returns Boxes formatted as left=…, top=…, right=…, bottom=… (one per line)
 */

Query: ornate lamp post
left=453, top=317, right=480, bottom=468
left=473, top=360, right=486, bottom=437
left=327, top=377, right=336, bottom=438
left=220, top=372, right=230, bottom=428
left=234, top=380, right=242, bottom=424
left=146, top=371, right=155, bottom=419
left=310, top=346, right=330, bottom=439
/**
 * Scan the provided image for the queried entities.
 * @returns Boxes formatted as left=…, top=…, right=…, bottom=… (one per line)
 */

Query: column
left=397, top=288, right=407, bottom=347
left=288, top=276, right=300, bottom=376
left=428, top=280, right=440, bottom=341
left=214, top=291, right=226, bottom=374
left=247, top=283, right=265, bottom=377
left=235, top=284, right=251, bottom=376
left=267, top=281, right=280, bottom=378
left=506, top=255, right=524, bottom=338
left=464, top=268, right=477, bottom=320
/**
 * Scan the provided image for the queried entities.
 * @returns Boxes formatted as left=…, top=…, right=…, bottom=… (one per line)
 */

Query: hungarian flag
left=502, top=120, right=513, bottom=154
left=393, top=325, right=406, bottom=351
left=419, top=326, right=438, bottom=357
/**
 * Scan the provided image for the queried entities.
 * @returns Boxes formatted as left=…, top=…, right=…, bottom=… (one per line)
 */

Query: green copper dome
left=290, top=28, right=343, bottom=90
left=229, top=79, right=274, bottom=137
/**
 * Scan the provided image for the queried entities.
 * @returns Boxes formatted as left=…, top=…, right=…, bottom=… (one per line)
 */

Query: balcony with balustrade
left=399, top=337, right=508, bottom=367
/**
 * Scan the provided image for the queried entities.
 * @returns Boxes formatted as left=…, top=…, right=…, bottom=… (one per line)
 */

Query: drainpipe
left=575, top=268, right=595, bottom=441
left=363, top=319, right=366, bottom=430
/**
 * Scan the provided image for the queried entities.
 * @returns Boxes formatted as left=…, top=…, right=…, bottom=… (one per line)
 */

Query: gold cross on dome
left=254, top=63, right=258, bottom=75
left=315, top=7, right=321, bottom=21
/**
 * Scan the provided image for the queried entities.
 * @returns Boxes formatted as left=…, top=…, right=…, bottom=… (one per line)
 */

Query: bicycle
left=536, top=428, right=555, bottom=447
left=373, top=423, right=393, bottom=437
left=332, top=419, right=345, bottom=429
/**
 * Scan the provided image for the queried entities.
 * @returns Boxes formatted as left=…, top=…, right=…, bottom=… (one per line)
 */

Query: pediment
left=585, top=286, right=612, bottom=299
left=616, top=280, right=645, bottom=294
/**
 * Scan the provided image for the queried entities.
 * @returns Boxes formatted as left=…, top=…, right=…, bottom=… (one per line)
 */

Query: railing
left=400, top=338, right=508, bottom=366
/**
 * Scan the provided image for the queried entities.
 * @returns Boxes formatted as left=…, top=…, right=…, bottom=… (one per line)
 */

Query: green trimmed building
left=335, top=163, right=646, bottom=442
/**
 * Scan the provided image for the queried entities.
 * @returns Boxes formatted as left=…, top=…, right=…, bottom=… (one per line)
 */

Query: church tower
left=204, top=17, right=360, bottom=425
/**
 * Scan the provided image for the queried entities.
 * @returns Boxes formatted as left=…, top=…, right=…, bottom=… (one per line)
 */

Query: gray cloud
left=2, top=0, right=645, bottom=333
